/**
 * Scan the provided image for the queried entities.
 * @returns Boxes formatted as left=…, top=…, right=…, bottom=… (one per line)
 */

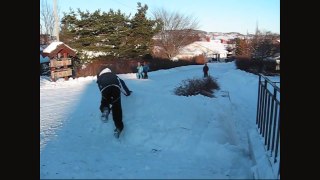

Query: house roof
left=173, top=41, right=228, bottom=60
left=178, top=41, right=228, bottom=56
left=43, top=42, right=76, bottom=58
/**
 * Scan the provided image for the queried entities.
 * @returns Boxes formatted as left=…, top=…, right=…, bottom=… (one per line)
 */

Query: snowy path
left=40, top=62, right=262, bottom=179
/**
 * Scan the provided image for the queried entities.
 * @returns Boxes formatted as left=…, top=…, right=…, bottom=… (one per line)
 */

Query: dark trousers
left=204, top=72, right=208, bottom=77
left=143, top=72, right=148, bottom=79
left=100, top=86, right=124, bottom=131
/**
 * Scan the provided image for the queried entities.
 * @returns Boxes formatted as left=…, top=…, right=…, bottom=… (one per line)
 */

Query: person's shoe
left=100, top=107, right=110, bottom=123
left=114, top=128, right=121, bottom=138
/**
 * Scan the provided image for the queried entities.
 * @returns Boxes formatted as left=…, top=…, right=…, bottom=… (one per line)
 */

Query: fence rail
left=256, top=73, right=280, bottom=179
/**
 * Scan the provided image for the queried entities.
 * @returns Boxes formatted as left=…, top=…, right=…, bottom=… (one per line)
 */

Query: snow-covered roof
left=43, top=41, right=76, bottom=54
left=42, top=41, right=77, bottom=58
left=213, top=35, right=236, bottom=41
left=176, top=41, right=228, bottom=58
left=43, top=42, right=63, bottom=53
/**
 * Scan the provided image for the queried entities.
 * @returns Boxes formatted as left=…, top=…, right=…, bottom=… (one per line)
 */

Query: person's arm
left=118, top=78, right=132, bottom=96
left=96, top=71, right=100, bottom=83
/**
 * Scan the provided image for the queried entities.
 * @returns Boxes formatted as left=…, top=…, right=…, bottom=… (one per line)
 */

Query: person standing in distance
left=136, top=62, right=144, bottom=79
left=142, top=61, right=150, bottom=79
left=203, top=63, right=209, bottom=78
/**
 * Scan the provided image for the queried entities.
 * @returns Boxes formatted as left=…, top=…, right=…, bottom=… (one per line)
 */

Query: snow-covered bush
left=174, top=76, right=220, bottom=97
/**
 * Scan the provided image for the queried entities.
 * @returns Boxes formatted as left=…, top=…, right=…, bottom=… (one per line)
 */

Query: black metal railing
left=256, top=73, right=280, bottom=178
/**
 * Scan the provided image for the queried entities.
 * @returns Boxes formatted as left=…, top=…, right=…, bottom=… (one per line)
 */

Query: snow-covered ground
left=40, top=62, right=280, bottom=179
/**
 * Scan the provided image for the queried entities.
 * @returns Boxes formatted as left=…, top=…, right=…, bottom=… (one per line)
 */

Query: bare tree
left=40, top=0, right=55, bottom=36
left=152, top=8, right=200, bottom=59
left=250, top=31, right=279, bottom=60
left=40, top=23, right=42, bottom=35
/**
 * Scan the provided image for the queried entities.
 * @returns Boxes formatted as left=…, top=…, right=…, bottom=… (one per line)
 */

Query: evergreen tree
left=126, top=2, right=161, bottom=58
left=60, top=9, right=78, bottom=45
left=59, top=3, right=161, bottom=59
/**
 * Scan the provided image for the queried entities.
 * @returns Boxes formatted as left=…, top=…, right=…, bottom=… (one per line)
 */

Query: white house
left=173, top=40, right=228, bottom=62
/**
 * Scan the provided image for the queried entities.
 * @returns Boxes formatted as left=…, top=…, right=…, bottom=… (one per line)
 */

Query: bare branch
left=152, top=8, right=200, bottom=58
left=40, top=0, right=55, bottom=36
left=40, top=0, right=61, bottom=36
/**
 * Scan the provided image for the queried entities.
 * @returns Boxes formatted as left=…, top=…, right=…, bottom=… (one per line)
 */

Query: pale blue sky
left=42, top=0, right=280, bottom=34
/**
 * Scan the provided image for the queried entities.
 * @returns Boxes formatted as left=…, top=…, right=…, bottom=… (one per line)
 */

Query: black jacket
left=97, top=70, right=131, bottom=96
left=203, top=65, right=209, bottom=72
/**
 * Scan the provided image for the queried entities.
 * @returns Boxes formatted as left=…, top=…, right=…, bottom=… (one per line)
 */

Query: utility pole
left=53, top=0, right=59, bottom=41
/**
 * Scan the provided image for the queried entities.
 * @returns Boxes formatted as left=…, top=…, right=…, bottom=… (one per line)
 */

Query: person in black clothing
left=142, top=61, right=150, bottom=79
left=203, top=63, right=209, bottom=77
left=96, top=67, right=132, bottom=138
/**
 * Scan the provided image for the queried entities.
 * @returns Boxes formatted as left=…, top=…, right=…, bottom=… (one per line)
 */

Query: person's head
left=138, top=62, right=141, bottom=66
left=99, top=68, right=112, bottom=76
left=99, top=63, right=115, bottom=71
